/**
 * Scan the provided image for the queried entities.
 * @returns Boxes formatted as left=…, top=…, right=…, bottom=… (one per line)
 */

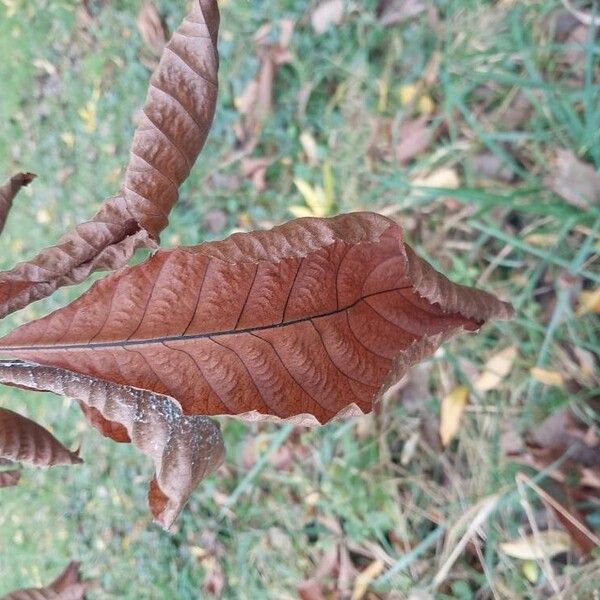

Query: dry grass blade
left=0, top=172, right=36, bottom=236
left=0, top=0, right=220, bottom=320
left=0, top=406, right=82, bottom=467
left=0, top=360, right=225, bottom=529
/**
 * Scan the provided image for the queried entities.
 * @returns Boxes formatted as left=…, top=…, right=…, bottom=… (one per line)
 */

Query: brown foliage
left=0, top=0, right=513, bottom=530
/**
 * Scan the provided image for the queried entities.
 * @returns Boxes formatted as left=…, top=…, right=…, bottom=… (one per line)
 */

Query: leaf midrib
left=0, top=285, right=414, bottom=353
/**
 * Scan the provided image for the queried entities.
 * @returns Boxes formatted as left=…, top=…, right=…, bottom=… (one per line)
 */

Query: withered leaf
left=0, top=213, right=513, bottom=426
left=137, top=2, right=167, bottom=57
left=395, top=116, right=435, bottom=165
left=545, top=149, right=600, bottom=210
left=0, top=172, right=36, bottom=236
left=0, top=406, right=81, bottom=467
left=0, top=468, right=21, bottom=488
left=0, top=0, right=220, bottom=319
left=1, top=560, right=91, bottom=600
left=0, top=360, right=225, bottom=529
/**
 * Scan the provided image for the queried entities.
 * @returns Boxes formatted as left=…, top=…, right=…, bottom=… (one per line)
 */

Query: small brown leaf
left=0, top=407, right=82, bottom=467
left=0, top=468, right=21, bottom=488
left=545, top=149, right=600, bottom=209
left=2, top=561, right=91, bottom=600
left=395, top=117, right=434, bottom=165
left=0, top=172, right=35, bottom=236
left=137, top=2, right=167, bottom=57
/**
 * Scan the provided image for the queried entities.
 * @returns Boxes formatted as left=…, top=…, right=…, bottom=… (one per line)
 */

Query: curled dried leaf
left=0, top=360, right=225, bottom=529
left=0, top=0, right=220, bottom=319
left=0, top=213, right=513, bottom=426
left=0, top=172, right=36, bottom=236
left=0, top=406, right=81, bottom=467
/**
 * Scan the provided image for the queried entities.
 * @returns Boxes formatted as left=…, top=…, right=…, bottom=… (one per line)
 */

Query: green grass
left=1, top=0, right=599, bottom=597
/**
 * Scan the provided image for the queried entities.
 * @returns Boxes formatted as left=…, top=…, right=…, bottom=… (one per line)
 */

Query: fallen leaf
left=0, top=407, right=82, bottom=467
left=0, top=360, right=225, bottom=530
left=474, top=346, right=518, bottom=392
left=439, top=385, right=469, bottom=447
left=412, top=167, right=460, bottom=189
left=376, top=0, right=426, bottom=27
left=0, top=0, right=220, bottom=319
left=0, top=172, right=36, bottom=236
left=526, top=407, right=600, bottom=469
left=311, top=0, right=344, bottom=34
left=0, top=214, right=513, bottom=426
left=499, top=530, right=571, bottom=560
left=2, top=561, right=91, bottom=600
left=576, top=287, right=600, bottom=316
left=395, top=116, right=434, bottom=164
left=545, top=149, right=600, bottom=210
left=137, top=2, right=167, bottom=57
left=530, top=367, right=564, bottom=387
left=470, top=152, right=514, bottom=183
left=0, top=468, right=21, bottom=488
left=351, top=559, right=384, bottom=600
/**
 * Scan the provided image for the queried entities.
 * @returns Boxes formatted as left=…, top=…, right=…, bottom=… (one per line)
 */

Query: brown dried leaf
left=2, top=561, right=91, bottom=600
left=0, top=172, right=36, bottom=236
left=0, top=213, right=513, bottom=426
left=395, top=117, right=434, bottom=165
left=0, top=468, right=21, bottom=488
left=0, top=0, right=220, bottom=319
left=376, top=0, right=426, bottom=27
left=526, top=407, right=600, bottom=468
left=234, top=20, right=293, bottom=150
left=0, top=407, right=82, bottom=467
left=0, top=360, right=224, bottom=529
left=545, top=149, right=600, bottom=210
left=137, top=2, right=167, bottom=57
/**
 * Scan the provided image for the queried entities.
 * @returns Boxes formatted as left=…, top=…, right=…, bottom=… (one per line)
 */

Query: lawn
left=0, top=0, right=599, bottom=597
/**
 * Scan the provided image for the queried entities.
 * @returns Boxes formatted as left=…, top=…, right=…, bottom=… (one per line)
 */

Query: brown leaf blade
left=0, top=213, right=513, bottom=425
left=0, top=0, right=220, bottom=319
left=0, top=172, right=35, bottom=236
left=0, top=360, right=225, bottom=529
left=0, top=407, right=81, bottom=467
left=1, top=561, right=91, bottom=600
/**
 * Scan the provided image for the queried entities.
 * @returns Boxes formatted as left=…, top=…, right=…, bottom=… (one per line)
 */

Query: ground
left=0, top=0, right=599, bottom=598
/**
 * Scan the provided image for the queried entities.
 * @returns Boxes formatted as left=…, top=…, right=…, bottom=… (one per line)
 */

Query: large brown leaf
left=1, top=561, right=91, bottom=600
left=0, top=213, right=513, bottom=425
left=0, top=407, right=81, bottom=467
left=0, top=360, right=225, bottom=529
left=0, top=0, right=219, bottom=319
